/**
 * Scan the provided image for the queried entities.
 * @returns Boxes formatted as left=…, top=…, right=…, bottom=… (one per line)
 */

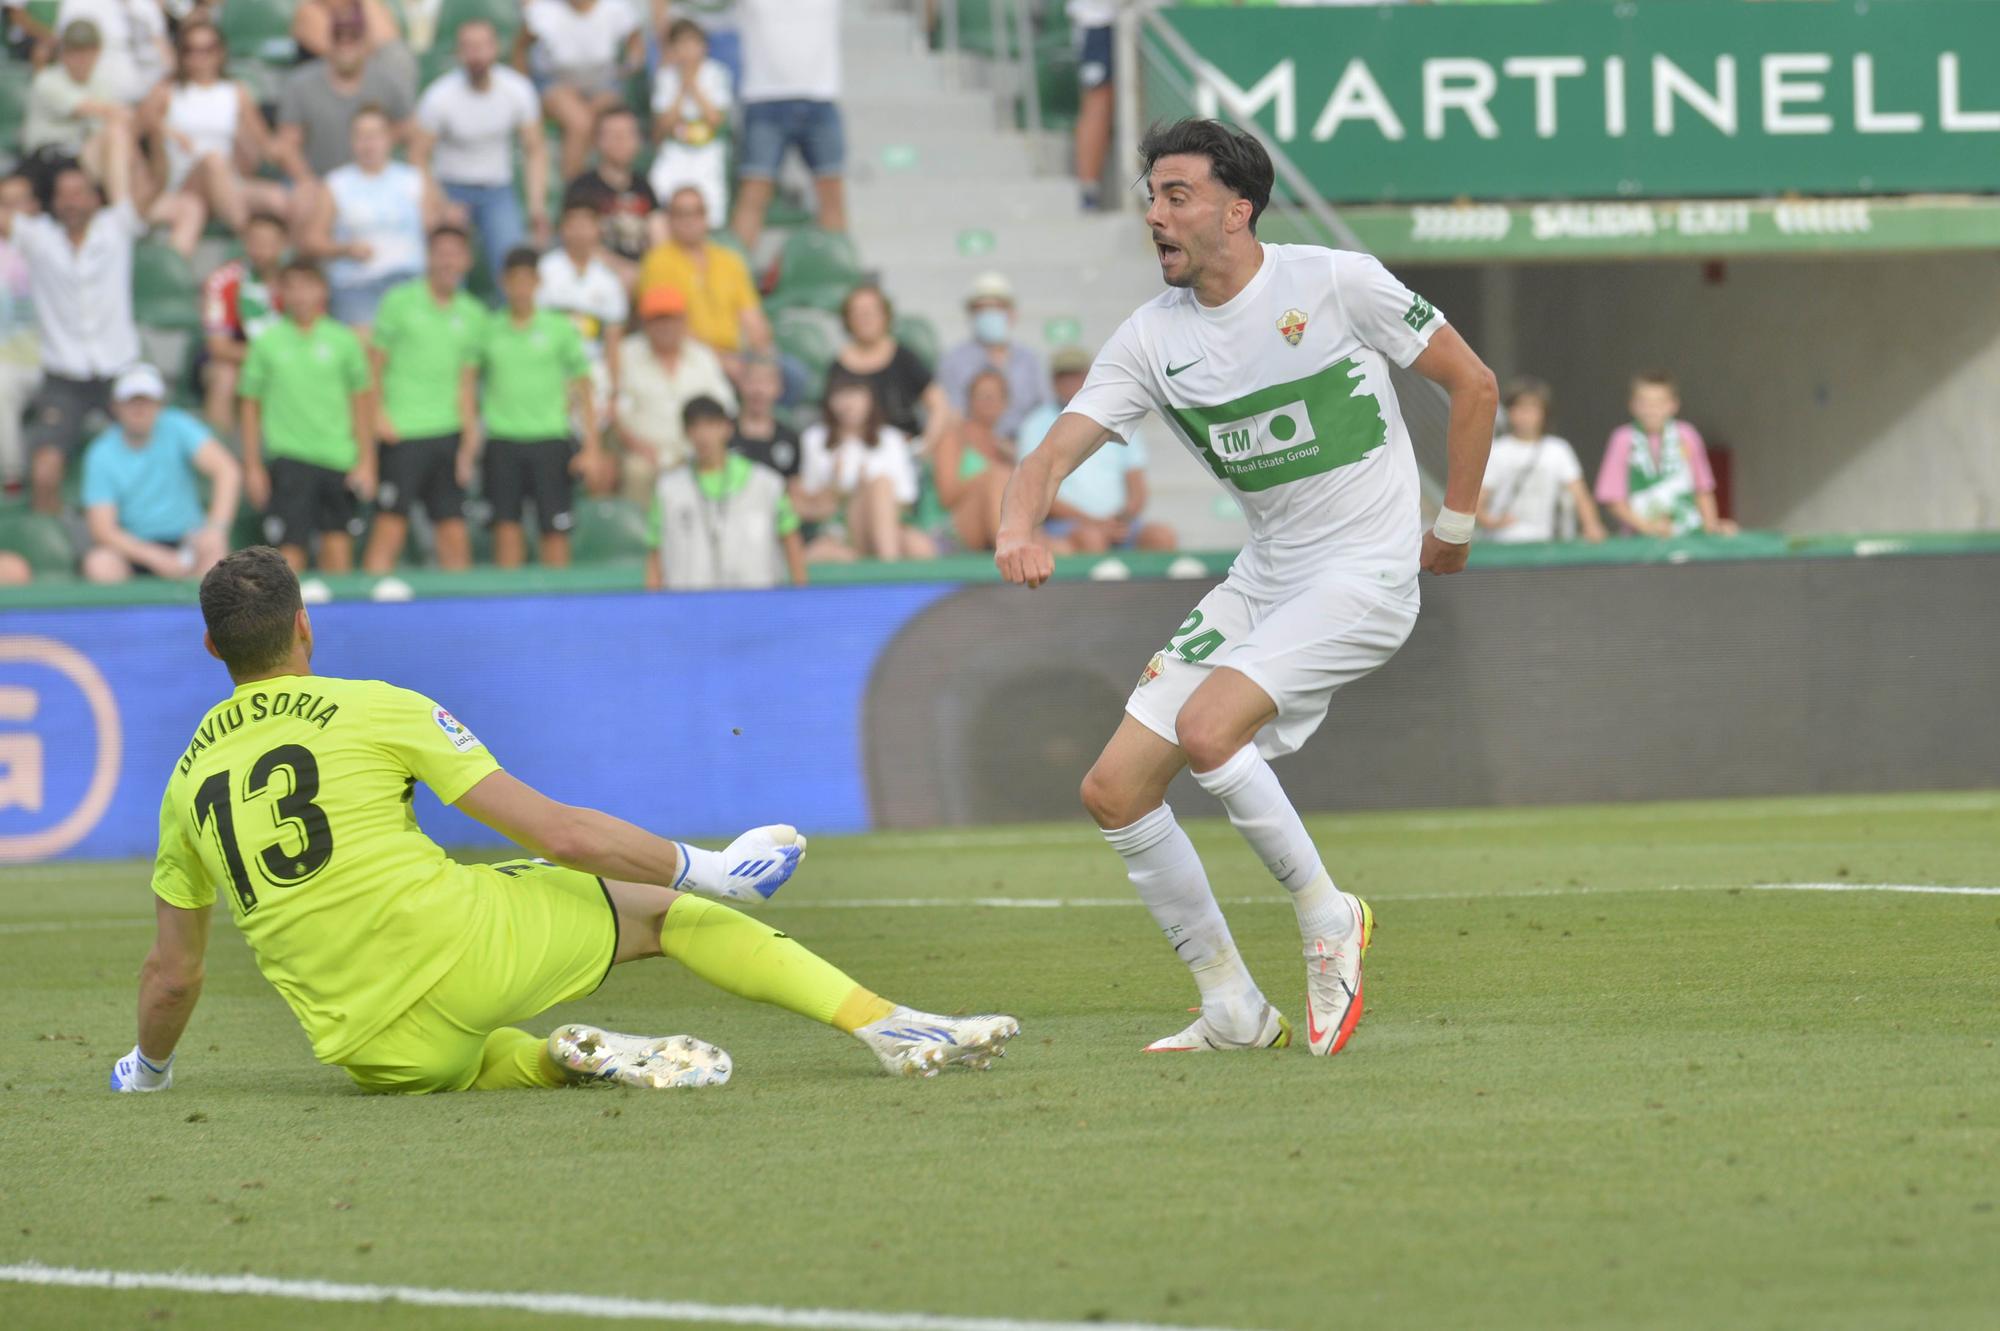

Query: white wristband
left=1432, top=506, right=1476, bottom=544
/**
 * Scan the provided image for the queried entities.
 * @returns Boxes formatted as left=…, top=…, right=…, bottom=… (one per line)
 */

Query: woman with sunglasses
left=139, top=19, right=289, bottom=257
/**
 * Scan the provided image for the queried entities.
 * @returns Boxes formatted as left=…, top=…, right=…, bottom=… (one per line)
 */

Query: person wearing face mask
left=935, top=271, right=1048, bottom=441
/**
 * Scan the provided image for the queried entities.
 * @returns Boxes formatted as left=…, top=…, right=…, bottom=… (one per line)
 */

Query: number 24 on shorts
left=1168, top=610, right=1226, bottom=664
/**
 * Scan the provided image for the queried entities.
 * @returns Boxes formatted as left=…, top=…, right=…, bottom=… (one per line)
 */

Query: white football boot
left=547, top=1024, right=733, bottom=1089
left=1144, top=1002, right=1292, bottom=1052
left=1303, top=893, right=1375, bottom=1057
left=855, top=1007, right=1021, bottom=1078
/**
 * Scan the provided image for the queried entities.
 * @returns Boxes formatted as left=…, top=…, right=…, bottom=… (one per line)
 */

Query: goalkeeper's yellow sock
left=471, top=1027, right=568, bottom=1090
left=659, top=895, right=895, bottom=1033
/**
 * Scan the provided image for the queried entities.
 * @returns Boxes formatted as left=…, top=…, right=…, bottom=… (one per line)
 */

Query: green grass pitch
left=3, top=792, right=1998, bottom=1330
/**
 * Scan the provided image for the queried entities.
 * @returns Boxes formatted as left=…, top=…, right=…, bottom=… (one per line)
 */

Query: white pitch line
left=0, top=1263, right=1262, bottom=1331
left=1753, top=882, right=2000, bottom=897
left=0, top=918, right=151, bottom=936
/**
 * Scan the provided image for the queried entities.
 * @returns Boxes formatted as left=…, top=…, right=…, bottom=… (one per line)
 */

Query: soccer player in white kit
left=995, top=120, right=1497, bottom=1055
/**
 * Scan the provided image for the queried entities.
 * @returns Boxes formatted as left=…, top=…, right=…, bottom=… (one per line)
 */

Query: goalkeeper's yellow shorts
left=340, top=859, right=618, bottom=1094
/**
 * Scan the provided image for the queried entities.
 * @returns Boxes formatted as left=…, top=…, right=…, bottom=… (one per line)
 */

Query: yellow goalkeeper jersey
left=152, top=674, right=501, bottom=1063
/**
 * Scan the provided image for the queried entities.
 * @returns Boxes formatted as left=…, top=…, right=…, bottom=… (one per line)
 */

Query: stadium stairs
left=840, top=0, right=1246, bottom=550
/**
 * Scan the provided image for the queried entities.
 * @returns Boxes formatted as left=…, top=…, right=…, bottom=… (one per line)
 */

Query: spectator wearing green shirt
left=362, top=225, right=485, bottom=574
left=478, top=246, right=603, bottom=569
left=648, top=395, right=806, bottom=591
left=240, top=260, right=377, bottom=573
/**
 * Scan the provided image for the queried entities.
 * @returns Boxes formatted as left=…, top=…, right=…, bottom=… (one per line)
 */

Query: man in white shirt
left=0, top=123, right=142, bottom=514
left=728, top=0, right=844, bottom=253
left=614, top=283, right=736, bottom=502
left=1478, top=377, right=1606, bottom=544
left=414, top=20, right=549, bottom=293
left=996, top=119, right=1498, bottom=1060
left=538, top=195, right=629, bottom=411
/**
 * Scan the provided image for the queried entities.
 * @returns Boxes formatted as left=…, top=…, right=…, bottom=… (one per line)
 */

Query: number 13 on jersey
left=190, top=744, right=336, bottom=914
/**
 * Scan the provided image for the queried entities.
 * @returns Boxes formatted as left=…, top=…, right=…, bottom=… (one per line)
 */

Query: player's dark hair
left=502, top=245, right=541, bottom=274
left=1632, top=370, right=1679, bottom=394
left=1503, top=376, right=1553, bottom=413
left=1137, top=118, right=1274, bottom=233
left=682, top=394, right=731, bottom=430
left=200, top=547, right=304, bottom=678
left=822, top=368, right=886, bottom=448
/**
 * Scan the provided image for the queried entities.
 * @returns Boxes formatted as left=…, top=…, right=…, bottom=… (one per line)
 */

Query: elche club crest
left=1278, top=308, right=1308, bottom=346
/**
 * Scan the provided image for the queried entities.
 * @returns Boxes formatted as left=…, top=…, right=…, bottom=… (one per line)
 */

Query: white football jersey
left=1067, top=243, right=1443, bottom=595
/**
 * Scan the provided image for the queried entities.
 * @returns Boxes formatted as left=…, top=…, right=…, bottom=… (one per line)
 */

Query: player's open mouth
left=1154, top=240, right=1182, bottom=263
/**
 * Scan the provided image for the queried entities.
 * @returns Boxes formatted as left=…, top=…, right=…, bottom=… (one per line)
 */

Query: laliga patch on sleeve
left=433, top=706, right=482, bottom=752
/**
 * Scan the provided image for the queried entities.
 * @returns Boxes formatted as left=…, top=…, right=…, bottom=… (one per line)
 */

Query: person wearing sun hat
left=935, top=270, right=1048, bottom=440
left=79, top=363, right=242, bottom=583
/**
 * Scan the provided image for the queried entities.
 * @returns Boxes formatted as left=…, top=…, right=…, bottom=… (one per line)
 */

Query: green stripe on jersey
left=1164, top=357, right=1387, bottom=493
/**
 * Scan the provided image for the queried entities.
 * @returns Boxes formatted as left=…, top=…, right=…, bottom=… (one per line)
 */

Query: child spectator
left=520, top=0, right=644, bottom=181
left=479, top=246, right=605, bottom=568
left=648, top=394, right=806, bottom=591
left=537, top=195, right=629, bottom=414
left=79, top=363, right=240, bottom=583
left=198, top=210, right=288, bottom=435
left=564, top=108, right=660, bottom=285
left=241, top=261, right=377, bottom=573
left=364, top=226, right=485, bottom=575
left=648, top=18, right=730, bottom=230
left=795, top=369, right=934, bottom=564
left=1479, top=377, right=1605, bottom=544
left=729, top=353, right=799, bottom=478
left=1595, top=371, right=1738, bottom=538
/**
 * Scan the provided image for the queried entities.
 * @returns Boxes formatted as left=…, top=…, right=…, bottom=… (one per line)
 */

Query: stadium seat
left=0, top=511, right=78, bottom=575
left=894, top=314, right=941, bottom=370
left=437, top=0, right=521, bottom=46
left=765, top=229, right=865, bottom=315
left=772, top=307, right=842, bottom=403
left=218, top=0, right=299, bottom=62
left=0, top=64, right=28, bottom=151
left=568, top=496, right=652, bottom=563
left=132, top=242, right=203, bottom=333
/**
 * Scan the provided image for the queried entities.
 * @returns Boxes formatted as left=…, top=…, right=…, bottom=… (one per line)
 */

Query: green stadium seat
left=568, top=496, right=652, bottom=564
left=894, top=314, right=941, bottom=370
left=0, top=64, right=29, bottom=151
left=437, top=0, right=521, bottom=46
left=765, top=228, right=865, bottom=315
left=132, top=242, right=203, bottom=333
left=218, top=0, right=299, bottom=62
left=0, top=511, right=78, bottom=575
left=772, top=307, right=841, bottom=403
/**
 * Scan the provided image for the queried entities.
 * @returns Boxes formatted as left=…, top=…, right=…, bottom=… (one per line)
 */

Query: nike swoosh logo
left=1165, top=358, right=1203, bottom=378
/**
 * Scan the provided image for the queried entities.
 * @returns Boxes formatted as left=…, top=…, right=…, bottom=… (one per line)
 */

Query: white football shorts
left=1124, top=570, right=1420, bottom=759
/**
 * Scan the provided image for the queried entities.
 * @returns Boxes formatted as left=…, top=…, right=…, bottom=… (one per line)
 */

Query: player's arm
left=995, top=411, right=1112, bottom=588
left=1409, top=325, right=1499, bottom=576
left=132, top=898, right=212, bottom=1071
left=455, top=770, right=690, bottom=888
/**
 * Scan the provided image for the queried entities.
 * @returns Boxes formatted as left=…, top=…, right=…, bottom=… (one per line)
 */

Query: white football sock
left=1102, top=804, right=1265, bottom=1038
left=1193, top=745, right=1355, bottom=939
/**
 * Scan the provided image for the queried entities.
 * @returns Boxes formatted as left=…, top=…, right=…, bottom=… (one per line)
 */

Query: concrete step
left=846, top=134, right=1037, bottom=183
left=849, top=174, right=1084, bottom=227
left=843, top=92, right=1001, bottom=141
left=850, top=214, right=1150, bottom=268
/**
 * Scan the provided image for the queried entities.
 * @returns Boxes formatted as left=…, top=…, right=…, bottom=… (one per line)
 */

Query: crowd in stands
left=0, top=0, right=1727, bottom=594
left=0, top=0, right=1187, bottom=592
